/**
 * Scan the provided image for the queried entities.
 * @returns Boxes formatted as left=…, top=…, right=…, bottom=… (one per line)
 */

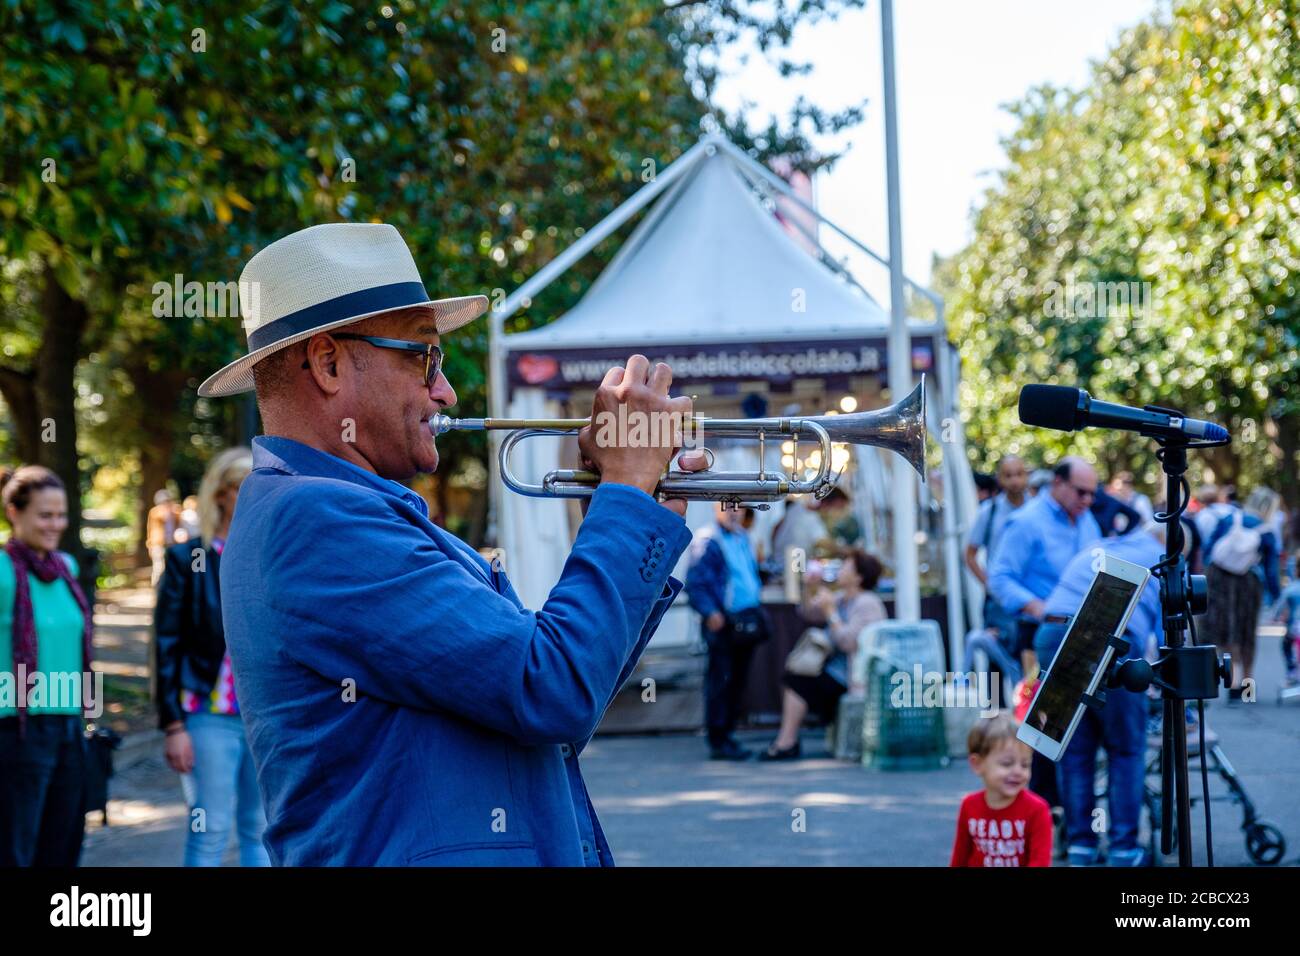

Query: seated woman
left=761, top=549, right=887, bottom=760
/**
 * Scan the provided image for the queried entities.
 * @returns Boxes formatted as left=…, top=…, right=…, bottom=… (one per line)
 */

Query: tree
left=1, top=0, right=869, bottom=567
left=938, top=0, right=1300, bottom=503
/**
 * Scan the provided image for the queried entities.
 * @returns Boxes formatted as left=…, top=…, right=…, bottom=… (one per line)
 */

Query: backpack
left=1208, top=510, right=1261, bottom=576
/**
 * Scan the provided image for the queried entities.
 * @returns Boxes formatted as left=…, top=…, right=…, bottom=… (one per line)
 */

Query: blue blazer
left=219, top=436, right=692, bottom=866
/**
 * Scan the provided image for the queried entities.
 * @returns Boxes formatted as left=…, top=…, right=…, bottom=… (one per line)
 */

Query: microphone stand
left=1111, top=414, right=1230, bottom=866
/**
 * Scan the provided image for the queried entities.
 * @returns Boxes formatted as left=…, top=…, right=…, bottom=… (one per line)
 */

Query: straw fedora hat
left=198, top=223, right=488, bottom=397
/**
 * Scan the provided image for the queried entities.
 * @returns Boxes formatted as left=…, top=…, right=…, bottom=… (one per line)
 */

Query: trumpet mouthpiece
left=429, top=414, right=485, bottom=435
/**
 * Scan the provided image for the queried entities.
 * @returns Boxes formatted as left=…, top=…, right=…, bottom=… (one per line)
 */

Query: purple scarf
left=5, top=537, right=94, bottom=734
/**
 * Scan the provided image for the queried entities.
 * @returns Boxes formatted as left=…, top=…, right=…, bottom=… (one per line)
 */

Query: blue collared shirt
left=988, top=492, right=1102, bottom=614
left=714, top=526, right=762, bottom=612
left=219, top=436, right=692, bottom=866
left=1044, top=530, right=1165, bottom=659
left=967, top=491, right=1026, bottom=563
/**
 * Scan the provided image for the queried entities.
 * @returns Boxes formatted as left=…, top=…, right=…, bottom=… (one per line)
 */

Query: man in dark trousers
left=686, top=503, right=768, bottom=760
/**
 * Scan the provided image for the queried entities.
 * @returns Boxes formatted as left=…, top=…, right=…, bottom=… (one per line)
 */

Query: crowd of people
left=674, top=445, right=1296, bottom=866
left=683, top=486, right=890, bottom=763
left=0, top=452, right=269, bottom=868
left=3, top=430, right=1294, bottom=868
left=957, top=453, right=1296, bottom=866
left=662, top=443, right=1297, bottom=867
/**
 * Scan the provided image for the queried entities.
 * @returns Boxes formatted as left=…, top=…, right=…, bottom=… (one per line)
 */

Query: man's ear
left=303, top=335, right=345, bottom=395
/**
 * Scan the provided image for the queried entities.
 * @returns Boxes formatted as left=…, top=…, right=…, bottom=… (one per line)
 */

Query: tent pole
left=881, top=0, right=919, bottom=621
left=935, top=333, right=968, bottom=668
left=486, top=306, right=506, bottom=548
left=713, top=138, right=941, bottom=311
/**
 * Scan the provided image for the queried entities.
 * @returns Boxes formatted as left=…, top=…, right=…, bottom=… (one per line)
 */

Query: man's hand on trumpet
left=577, top=354, right=707, bottom=517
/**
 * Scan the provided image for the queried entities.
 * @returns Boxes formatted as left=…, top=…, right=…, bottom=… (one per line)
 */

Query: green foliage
left=938, top=0, right=1300, bottom=496
left=0, top=0, right=865, bottom=544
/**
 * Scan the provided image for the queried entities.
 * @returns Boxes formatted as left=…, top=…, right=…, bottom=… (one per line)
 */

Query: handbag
left=83, top=726, right=122, bottom=826
left=785, top=627, right=833, bottom=677
left=726, top=606, right=769, bottom=647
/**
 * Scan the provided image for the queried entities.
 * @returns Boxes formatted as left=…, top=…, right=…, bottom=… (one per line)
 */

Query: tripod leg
left=1172, top=697, right=1194, bottom=865
left=1160, top=697, right=1175, bottom=857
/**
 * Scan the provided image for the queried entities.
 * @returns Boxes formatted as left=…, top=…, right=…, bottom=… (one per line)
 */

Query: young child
left=950, top=714, right=1053, bottom=867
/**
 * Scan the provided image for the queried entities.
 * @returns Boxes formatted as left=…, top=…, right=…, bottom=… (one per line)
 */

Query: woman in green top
left=0, top=465, right=94, bottom=866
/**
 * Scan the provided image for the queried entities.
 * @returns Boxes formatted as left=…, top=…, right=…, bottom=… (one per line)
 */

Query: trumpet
left=430, top=377, right=926, bottom=509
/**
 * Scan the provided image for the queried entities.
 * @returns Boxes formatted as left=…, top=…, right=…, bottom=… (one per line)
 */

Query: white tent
left=504, top=144, right=893, bottom=349
left=486, top=134, right=979, bottom=656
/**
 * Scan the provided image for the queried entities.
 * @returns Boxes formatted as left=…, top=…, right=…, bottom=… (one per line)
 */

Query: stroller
left=1092, top=700, right=1287, bottom=865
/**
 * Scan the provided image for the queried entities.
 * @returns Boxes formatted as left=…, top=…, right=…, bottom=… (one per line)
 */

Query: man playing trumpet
left=199, top=223, right=705, bottom=866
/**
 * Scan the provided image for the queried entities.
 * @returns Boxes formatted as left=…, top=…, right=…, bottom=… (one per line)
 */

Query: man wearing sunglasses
left=988, top=456, right=1102, bottom=670
left=198, top=223, right=706, bottom=866
left=987, top=455, right=1101, bottom=818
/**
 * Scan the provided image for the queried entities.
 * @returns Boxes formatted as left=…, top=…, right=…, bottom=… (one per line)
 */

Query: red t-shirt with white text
left=950, top=789, right=1053, bottom=867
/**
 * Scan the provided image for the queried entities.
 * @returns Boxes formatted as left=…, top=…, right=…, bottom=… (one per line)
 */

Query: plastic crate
left=831, top=693, right=866, bottom=761
left=856, top=621, right=950, bottom=770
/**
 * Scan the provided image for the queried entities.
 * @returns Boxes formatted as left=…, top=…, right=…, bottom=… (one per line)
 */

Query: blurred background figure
left=0, top=466, right=93, bottom=867
left=960, top=455, right=1030, bottom=699
left=1270, top=549, right=1300, bottom=687
left=1107, top=471, right=1154, bottom=524
left=1194, top=485, right=1236, bottom=544
left=1202, top=487, right=1282, bottom=700
left=1090, top=483, right=1143, bottom=537
left=990, top=457, right=1101, bottom=681
left=816, top=486, right=861, bottom=553
left=146, top=489, right=181, bottom=586
left=686, top=503, right=769, bottom=761
left=1188, top=483, right=1215, bottom=517
left=179, top=495, right=200, bottom=542
left=154, top=447, right=269, bottom=866
left=965, top=454, right=1028, bottom=640
left=770, top=494, right=830, bottom=578
left=1028, top=468, right=1054, bottom=498
left=989, top=456, right=1101, bottom=817
left=972, top=470, right=998, bottom=504
left=763, top=549, right=887, bottom=760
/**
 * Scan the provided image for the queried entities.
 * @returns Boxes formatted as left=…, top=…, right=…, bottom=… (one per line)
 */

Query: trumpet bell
left=804, top=378, right=927, bottom=479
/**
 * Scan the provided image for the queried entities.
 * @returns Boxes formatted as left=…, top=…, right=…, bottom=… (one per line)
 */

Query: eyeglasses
left=1069, top=483, right=1097, bottom=500
left=302, top=334, right=444, bottom=387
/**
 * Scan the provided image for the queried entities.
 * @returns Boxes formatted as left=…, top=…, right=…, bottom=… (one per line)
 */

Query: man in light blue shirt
left=685, top=504, right=767, bottom=760
left=1034, top=525, right=1165, bottom=867
left=988, top=456, right=1103, bottom=674
left=1038, top=528, right=1165, bottom=667
left=966, top=454, right=1029, bottom=636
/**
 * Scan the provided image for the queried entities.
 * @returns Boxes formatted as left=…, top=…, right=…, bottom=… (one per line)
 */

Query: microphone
left=1018, top=385, right=1229, bottom=443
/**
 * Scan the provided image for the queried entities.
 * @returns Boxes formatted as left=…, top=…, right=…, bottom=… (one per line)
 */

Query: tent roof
left=504, top=147, right=896, bottom=350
